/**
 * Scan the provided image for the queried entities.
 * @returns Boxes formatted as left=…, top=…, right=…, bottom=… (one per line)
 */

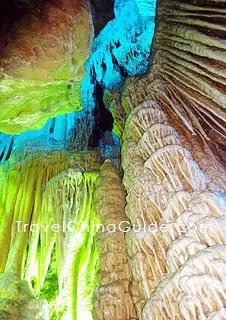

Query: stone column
left=93, top=160, right=137, bottom=320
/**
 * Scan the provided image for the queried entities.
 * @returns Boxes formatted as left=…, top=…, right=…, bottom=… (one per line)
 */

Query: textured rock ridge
left=122, top=0, right=226, bottom=185
left=93, top=161, right=137, bottom=320
left=122, top=98, right=226, bottom=320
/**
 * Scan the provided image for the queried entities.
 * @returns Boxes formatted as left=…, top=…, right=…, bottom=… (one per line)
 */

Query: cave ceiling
left=0, top=0, right=92, bottom=133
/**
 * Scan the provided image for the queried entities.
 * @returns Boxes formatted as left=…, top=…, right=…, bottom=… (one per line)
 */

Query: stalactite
left=93, top=160, right=137, bottom=320
left=0, top=109, right=96, bottom=167
left=0, top=149, right=101, bottom=319
left=83, top=0, right=156, bottom=111
left=38, top=170, right=99, bottom=319
left=122, top=98, right=226, bottom=320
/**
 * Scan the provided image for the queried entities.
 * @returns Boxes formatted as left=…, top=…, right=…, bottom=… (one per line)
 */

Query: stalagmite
left=93, top=161, right=137, bottom=320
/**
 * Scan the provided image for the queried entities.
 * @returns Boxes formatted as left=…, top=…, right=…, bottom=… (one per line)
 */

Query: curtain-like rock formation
left=122, top=0, right=226, bottom=188
left=0, top=150, right=101, bottom=319
left=40, top=169, right=99, bottom=319
left=121, top=98, right=226, bottom=320
left=116, top=5, right=226, bottom=316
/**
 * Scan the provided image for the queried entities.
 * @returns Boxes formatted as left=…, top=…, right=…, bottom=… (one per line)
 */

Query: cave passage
left=88, top=82, right=114, bottom=148
left=89, top=0, right=115, bottom=36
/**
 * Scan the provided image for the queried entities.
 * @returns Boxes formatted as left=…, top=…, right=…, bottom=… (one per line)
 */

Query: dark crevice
left=88, top=83, right=114, bottom=148
left=5, top=138, right=14, bottom=161
left=0, top=147, right=6, bottom=162
left=49, top=118, right=55, bottom=134
left=89, top=0, right=115, bottom=36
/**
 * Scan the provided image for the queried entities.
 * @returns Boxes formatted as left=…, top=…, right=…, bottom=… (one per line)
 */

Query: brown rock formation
left=0, top=0, right=93, bottom=133
left=93, top=161, right=137, bottom=320
left=122, top=0, right=226, bottom=189
left=121, top=98, right=226, bottom=319
left=0, top=0, right=92, bottom=81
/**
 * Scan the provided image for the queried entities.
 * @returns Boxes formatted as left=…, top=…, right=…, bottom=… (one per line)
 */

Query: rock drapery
left=118, top=3, right=226, bottom=314
left=121, top=97, right=226, bottom=319
left=0, top=149, right=101, bottom=319
left=117, top=5, right=226, bottom=316
left=122, top=0, right=226, bottom=187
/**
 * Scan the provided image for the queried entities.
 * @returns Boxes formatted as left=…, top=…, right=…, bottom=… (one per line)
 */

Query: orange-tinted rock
left=1, top=0, right=93, bottom=81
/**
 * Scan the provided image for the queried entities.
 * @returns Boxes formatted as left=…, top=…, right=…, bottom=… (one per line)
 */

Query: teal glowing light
left=82, top=0, right=156, bottom=105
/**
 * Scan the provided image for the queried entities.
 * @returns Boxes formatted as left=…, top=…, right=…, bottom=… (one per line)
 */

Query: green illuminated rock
left=0, top=79, right=82, bottom=134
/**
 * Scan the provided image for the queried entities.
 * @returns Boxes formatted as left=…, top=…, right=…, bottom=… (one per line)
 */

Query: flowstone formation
left=122, top=0, right=226, bottom=188
left=116, top=0, right=226, bottom=318
left=0, top=0, right=226, bottom=319
left=122, top=99, right=226, bottom=319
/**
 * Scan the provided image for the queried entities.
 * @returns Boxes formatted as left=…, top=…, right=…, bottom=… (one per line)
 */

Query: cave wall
left=121, top=98, right=226, bottom=319
left=0, top=0, right=92, bottom=81
left=116, top=0, right=226, bottom=319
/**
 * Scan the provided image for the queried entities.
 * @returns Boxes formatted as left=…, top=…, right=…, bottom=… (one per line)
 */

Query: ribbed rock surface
left=122, top=0, right=226, bottom=187
left=122, top=99, right=226, bottom=320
